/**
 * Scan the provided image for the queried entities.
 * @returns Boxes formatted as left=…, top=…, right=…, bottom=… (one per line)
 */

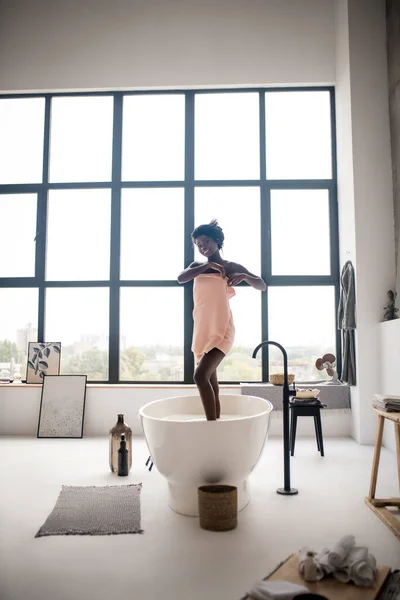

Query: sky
left=0, top=90, right=335, bottom=352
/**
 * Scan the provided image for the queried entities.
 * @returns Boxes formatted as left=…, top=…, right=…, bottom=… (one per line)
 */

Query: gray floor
left=0, top=436, right=399, bottom=600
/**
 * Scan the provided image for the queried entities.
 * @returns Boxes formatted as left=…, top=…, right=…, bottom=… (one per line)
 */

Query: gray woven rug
left=35, top=484, right=143, bottom=537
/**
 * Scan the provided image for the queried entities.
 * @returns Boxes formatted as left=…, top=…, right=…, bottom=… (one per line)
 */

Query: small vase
left=109, top=414, right=132, bottom=473
left=118, top=434, right=129, bottom=477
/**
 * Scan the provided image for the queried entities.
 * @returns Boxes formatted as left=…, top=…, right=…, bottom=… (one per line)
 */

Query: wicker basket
left=269, top=372, right=295, bottom=386
left=198, top=485, right=238, bottom=531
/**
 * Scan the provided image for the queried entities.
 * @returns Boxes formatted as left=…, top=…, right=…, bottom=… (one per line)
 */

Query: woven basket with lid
left=198, top=485, right=237, bottom=531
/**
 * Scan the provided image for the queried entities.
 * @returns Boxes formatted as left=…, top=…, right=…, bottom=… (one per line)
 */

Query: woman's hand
left=227, top=272, right=247, bottom=286
left=177, top=261, right=225, bottom=283
left=208, top=262, right=226, bottom=277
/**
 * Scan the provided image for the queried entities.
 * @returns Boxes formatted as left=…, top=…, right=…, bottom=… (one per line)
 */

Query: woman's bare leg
left=210, top=370, right=220, bottom=419
left=193, top=348, right=225, bottom=420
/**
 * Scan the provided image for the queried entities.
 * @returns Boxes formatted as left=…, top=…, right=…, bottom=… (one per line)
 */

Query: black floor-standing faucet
left=252, top=340, right=298, bottom=495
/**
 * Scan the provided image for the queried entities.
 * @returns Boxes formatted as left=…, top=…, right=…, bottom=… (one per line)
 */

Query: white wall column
left=335, top=0, right=396, bottom=443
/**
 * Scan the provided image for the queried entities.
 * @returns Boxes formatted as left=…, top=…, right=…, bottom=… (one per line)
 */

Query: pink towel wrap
left=191, top=273, right=235, bottom=363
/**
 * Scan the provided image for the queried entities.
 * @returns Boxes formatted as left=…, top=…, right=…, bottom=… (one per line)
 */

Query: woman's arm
left=227, top=263, right=266, bottom=291
left=177, top=261, right=225, bottom=284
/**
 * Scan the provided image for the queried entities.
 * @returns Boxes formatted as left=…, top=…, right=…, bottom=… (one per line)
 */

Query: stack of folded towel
left=372, top=394, right=400, bottom=412
left=299, top=534, right=377, bottom=587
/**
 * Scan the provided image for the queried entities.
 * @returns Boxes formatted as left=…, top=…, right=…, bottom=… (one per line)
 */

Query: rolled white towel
left=346, top=545, right=368, bottom=564
left=333, top=564, right=351, bottom=583
left=333, top=546, right=376, bottom=587
left=248, top=580, right=309, bottom=600
left=350, top=551, right=377, bottom=587
left=315, top=548, right=336, bottom=575
left=327, top=534, right=356, bottom=567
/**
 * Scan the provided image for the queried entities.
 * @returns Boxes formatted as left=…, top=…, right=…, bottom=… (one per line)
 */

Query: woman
left=177, top=220, right=266, bottom=420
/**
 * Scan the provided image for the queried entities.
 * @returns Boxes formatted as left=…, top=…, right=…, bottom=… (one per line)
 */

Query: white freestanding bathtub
left=139, top=394, right=273, bottom=516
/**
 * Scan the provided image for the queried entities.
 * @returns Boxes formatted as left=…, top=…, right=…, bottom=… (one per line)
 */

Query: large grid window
left=0, top=89, right=339, bottom=383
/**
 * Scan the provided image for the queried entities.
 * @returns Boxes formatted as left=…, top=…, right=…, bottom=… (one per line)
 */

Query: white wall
left=334, top=0, right=360, bottom=440
left=0, top=384, right=351, bottom=437
left=334, top=0, right=356, bottom=264
left=379, top=320, right=400, bottom=453
left=0, top=0, right=335, bottom=92
left=334, top=0, right=396, bottom=444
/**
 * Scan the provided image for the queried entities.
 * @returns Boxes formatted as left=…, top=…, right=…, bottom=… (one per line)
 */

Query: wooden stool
left=365, top=408, right=400, bottom=541
left=290, top=402, right=324, bottom=457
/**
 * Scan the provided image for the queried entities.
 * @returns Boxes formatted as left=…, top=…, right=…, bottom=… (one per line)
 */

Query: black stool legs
left=314, top=415, right=320, bottom=452
left=290, top=408, right=298, bottom=456
left=290, top=404, right=324, bottom=457
left=315, top=410, right=324, bottom=456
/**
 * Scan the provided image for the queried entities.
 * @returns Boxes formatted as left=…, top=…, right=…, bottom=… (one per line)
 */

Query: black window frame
left=0, top=87, right=340, bottom=384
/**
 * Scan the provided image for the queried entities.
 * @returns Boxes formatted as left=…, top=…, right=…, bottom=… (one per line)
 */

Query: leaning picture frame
left=26, top=342, right=61, bottom=384
left=37, top=375, right=87, bottom=439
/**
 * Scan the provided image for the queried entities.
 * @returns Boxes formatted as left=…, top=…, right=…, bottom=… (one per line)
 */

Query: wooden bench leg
left=368, top=415, right=385, bottom=500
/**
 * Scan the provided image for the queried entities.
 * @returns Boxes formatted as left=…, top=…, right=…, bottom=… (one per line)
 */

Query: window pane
left=46, top=190, right=111, bottom=281
left=195, top=93, right=259, bottom=180
left=45, top=288, right=109, bottom=380
left=0, top=289, right=38, bottom=378
left=271, top=190, right=330, bottom=275
left=49, top=96, right=113, bottom=183
left=121, top=189, right=183, bottom=280
left=268, top=286, right=336, bottom=381
left=218, top=287, right=262, bottom=382
left=265, top=91, right=332, bottom=179
left=0, top=194, right=37, bottom=277
left=195, top=187, right=261, bottom=274
left=120, top=288, right=183, bottom=381
left=122, top=95, right=185, bottom=181
left=0, top=98, right=45, bottom=184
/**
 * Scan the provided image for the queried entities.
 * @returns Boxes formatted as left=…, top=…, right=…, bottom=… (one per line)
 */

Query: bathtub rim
left=138, top=394, right=274, bottom=423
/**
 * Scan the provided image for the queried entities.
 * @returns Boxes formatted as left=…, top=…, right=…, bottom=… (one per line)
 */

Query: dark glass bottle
left=118, top=434, right=129, bottom=477
left=109, top=414, right=132, bottom=473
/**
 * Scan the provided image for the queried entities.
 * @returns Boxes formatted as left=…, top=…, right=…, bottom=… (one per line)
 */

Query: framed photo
left=26, top=342, right=61, bottom=384
left=37, top=375, right=87, bottom=439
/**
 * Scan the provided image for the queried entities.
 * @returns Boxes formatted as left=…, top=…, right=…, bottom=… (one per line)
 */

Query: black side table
left=289, top=401, right=325, bottom=457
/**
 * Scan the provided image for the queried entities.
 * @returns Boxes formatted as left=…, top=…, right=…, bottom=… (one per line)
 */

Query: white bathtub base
left=139, top=394, right=273, bottom=518
left=168, top=479, right=249, bottom=517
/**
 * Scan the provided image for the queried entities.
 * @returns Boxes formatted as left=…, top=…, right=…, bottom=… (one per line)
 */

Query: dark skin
left=177, top=234, right=266, bottom=420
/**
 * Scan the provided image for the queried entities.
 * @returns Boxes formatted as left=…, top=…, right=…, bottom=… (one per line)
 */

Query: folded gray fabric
left=372, top=395, right=400, bottom=412
left=249, top=580, right=309, bottom=600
